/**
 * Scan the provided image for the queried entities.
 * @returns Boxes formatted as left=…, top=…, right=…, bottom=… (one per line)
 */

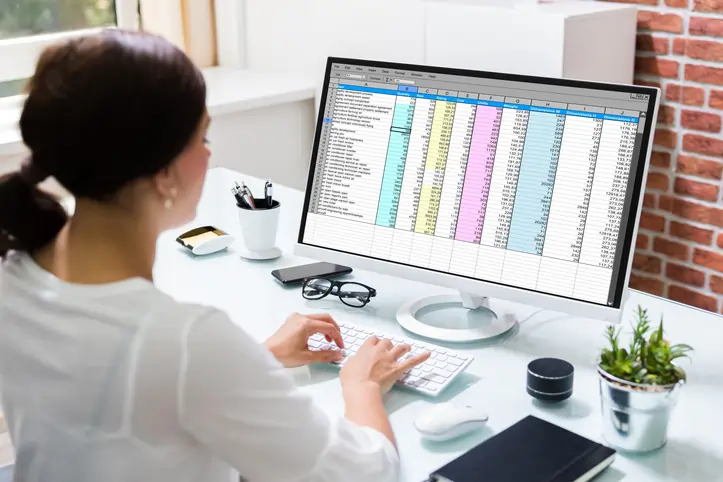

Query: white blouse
left=0, top=252, right=398, bottom=482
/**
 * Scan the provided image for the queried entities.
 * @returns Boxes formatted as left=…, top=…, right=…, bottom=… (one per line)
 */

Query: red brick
left=686, top=39, right=723, bottom=62
left=669, top=197, right=723, bottom=227
left=685, top=64, right=723, bottom=85
left=676, top=155, right=723, bottom=180
left=634, top=253, right=663, bottom=273
left=682, top=86, right=705, bottom=106
left=636, top=57, right=680, bottom=78
left=710, top=90, right=723, bottom=110
left=654, top=237, right=691, bottom=260
left=666, top=0, right=689, bottom=5
left=639, top=211, right=667, bottom=232
left=668, top=284, right=719, bottom=312
left=718, top=233, right=723, bottom=248
left=674, top=177, right=721, bottom=201
left=683, top=133, right=723, bottom=157
left=694, top=0, right=723, bottom=12
left=637, top=35, right=670, bottom=54
left=607, top=0, right=659, bottom=4
left=646, top=172, right=670, bottom=191
left=669, top=220, right=715, bottom=244
left=694, top=248, right=723, bottom=272
left=650, top=150, right=672, bottom=168
left=659, top=194, right=675, bottom=211
left=681, top=110, right=722, bottom=133
left=711, top=274, right=723, bottom=294
left=690, top=17, right=723, bottom=37
left=643, top=192, right=657, bottom=208
left=635, top=79, right=663, bottom=89
left=666, top=84, right=682, bottom=102
left=658, top=105, right=676, bottom=125
left=629, top=274, right=665, bottom=296
left=654, top=129, right=677, bottom=148
left=666, top=263, right=706, bottom=287
left=673, top=38, right=687, bottom=55
left=637, top=233, right=651, bottom=249
left=638, top=11, right=684, bottom=33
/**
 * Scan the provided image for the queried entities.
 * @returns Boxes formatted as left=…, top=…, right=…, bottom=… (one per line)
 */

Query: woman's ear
left=153, top=165, right=180, bottom=206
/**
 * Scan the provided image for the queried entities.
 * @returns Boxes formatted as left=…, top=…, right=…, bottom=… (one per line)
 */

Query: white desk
left=156, top=168, right=723, bottom=482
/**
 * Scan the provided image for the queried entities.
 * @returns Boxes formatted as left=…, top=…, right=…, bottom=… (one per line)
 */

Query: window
left=0, top=0, right=139, bottom=99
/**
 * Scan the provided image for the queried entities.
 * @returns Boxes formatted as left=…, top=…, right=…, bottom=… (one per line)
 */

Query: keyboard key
left=422, top=374, right=446, bottom=384
left=426, top=381, right=443, bottom=392
left=447, top=357, right=463, bottom=366
left=435, top=361, right=448, bottom=369
left=436, top=355, right=448, bottom=362
left=434, top=348, right=447, bottom=354
left=438, top=368, right=454, bottom=378
left=420, top=365, right=432, bottom=373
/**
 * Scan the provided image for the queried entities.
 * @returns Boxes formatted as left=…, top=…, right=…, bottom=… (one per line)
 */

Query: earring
left=164, top=187, right=178, bottom=210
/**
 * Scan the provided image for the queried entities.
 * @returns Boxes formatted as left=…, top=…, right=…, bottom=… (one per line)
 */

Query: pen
left=231, top=182, right=249, bottom=208
left=264, top=180, right=273, bottom=206
left=240, top=183, right=256, bottom=209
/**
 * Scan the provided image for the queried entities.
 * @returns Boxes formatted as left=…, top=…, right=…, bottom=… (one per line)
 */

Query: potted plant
left=598, top=306, right=693, bottom=453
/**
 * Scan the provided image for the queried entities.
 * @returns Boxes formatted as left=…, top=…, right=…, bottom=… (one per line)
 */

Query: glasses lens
left=303, top=278, right=332, bottom=300
left=338, top=283, right=371, bottom=307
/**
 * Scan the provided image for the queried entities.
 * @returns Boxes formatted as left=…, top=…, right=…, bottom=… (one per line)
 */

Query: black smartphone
left=271, top=262, right=352, bottom=285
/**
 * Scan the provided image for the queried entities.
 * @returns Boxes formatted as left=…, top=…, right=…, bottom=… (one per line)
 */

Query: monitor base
left=396, top=292, right=518, bottom=343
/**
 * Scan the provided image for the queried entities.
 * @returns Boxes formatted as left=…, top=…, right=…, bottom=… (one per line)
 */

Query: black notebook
left=430, top=415, right=615, bottom=482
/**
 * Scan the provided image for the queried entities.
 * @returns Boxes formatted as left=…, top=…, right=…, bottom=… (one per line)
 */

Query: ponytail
left=0, top=161, right=67, bottom=257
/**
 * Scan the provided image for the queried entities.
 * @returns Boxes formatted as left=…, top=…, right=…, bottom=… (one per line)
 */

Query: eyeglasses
left=302, top=278, right=377, bottom=308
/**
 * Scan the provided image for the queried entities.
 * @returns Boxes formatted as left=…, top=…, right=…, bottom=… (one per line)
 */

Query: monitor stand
left=396, top=291, right=518, bottom=343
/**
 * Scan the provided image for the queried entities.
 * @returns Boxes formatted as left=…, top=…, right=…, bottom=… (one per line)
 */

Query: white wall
left=207, top=100, right=316, bottom=189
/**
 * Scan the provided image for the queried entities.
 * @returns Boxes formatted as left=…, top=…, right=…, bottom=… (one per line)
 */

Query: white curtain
left=140, top=0, right=217, bottom=68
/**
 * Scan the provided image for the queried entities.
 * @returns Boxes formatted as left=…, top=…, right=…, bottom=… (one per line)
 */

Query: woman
left=0, top=30, right=429, bottom=482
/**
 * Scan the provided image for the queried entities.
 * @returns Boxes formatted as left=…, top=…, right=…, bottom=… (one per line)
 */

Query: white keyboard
left=308, top=321, right=473, bottom=396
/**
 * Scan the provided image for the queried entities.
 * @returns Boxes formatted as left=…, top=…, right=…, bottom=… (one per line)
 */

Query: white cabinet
left=424, top=1, right=637, bottom=83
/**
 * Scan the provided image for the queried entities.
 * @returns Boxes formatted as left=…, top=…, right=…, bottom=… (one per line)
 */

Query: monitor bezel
left=296, top=56, right=660, bottom=323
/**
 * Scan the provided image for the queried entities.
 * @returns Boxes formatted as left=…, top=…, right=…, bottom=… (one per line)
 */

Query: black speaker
left=526, top=357, right=574, bottom=402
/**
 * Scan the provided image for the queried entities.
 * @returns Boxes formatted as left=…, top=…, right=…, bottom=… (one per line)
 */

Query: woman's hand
left=265, top=312, right=344, bottom=368
left=341, top=337, right=430, bottom=395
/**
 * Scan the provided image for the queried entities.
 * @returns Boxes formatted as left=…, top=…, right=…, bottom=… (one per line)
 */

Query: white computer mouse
left=414, top=402, right=489, bottom=442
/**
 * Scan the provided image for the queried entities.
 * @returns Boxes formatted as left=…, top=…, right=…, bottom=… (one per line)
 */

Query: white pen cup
left=237, top=198, right=280, bottom=255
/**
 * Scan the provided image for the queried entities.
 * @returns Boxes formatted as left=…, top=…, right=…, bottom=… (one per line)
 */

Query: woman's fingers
left=389, top=343, right=411, bottom=360
left=304, top=313, right=340, bottom=332
left=305, top=319, right=344, bottom=349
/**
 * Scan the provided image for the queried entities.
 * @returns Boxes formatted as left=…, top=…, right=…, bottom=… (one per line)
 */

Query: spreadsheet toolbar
left=302, top=64, right=654, bottom=307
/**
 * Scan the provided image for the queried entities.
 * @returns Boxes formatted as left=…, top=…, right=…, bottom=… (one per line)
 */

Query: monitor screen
left=299, top=59, right=657, bottom=309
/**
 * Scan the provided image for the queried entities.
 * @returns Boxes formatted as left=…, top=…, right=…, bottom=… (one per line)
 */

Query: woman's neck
left=34, top=200, right=159, bottom=284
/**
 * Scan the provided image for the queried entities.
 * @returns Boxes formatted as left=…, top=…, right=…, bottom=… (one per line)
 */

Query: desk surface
left=156, top=168, right=723, bottom=482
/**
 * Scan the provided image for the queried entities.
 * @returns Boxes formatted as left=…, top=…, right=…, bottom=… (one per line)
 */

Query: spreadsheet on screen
left=301, top=61, right=655, bottom=307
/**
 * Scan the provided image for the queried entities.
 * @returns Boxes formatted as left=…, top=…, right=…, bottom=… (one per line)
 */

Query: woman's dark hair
left=0, top=29, right=206, bottom=257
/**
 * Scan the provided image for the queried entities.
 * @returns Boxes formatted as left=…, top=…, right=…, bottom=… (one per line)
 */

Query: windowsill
left=0, top=67, right=318, bottom=157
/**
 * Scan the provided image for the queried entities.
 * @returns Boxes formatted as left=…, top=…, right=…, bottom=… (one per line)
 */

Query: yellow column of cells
left=414, top=101, right=455, bottom=234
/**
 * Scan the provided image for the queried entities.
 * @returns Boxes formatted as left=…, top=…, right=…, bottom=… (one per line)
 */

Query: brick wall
left=605, top=0, right=723, bottom=314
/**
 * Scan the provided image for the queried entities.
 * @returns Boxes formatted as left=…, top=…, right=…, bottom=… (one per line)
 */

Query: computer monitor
left=296, top=57, right=659, bottom=340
